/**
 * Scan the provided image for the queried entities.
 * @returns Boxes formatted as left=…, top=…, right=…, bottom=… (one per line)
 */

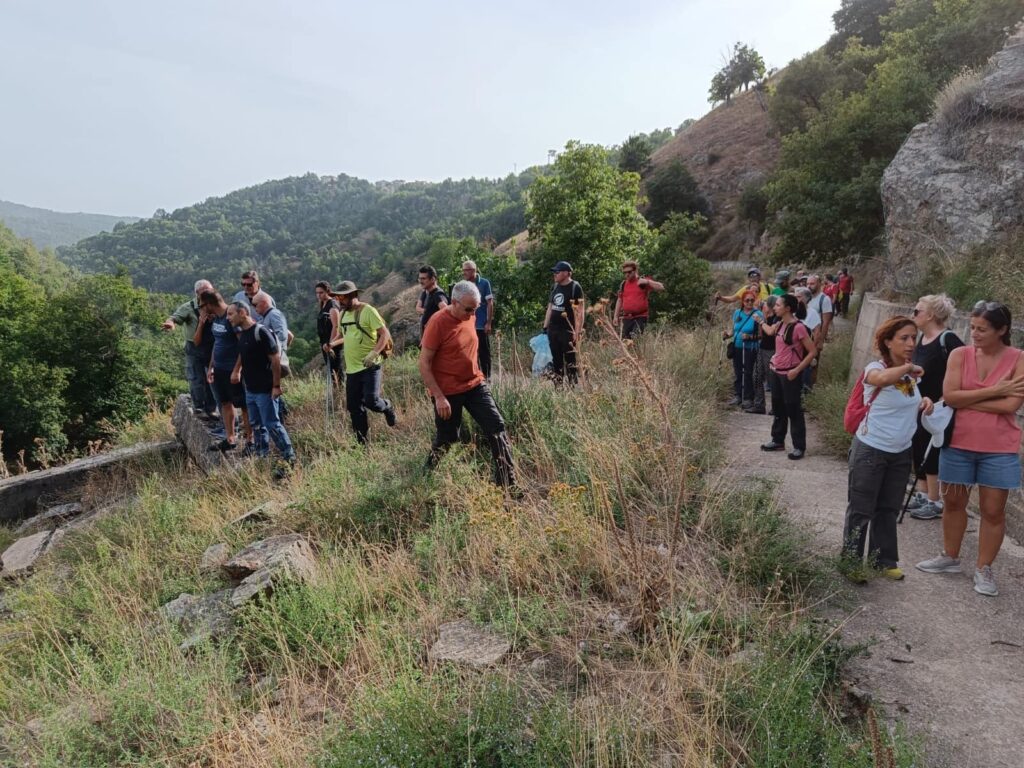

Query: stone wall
left=850, top=293, right=1024, bottom=542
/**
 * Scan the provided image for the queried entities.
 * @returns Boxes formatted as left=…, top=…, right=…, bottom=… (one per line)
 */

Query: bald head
left=252, top=291, right=273, bottom=315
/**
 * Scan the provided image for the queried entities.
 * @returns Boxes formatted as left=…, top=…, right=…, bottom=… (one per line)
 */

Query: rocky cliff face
left=881, top=24, right=1024, bottom=295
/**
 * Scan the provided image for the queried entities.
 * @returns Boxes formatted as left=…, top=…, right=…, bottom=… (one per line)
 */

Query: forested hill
left=0, top=199, right=138, bottom=250
left=58, top=171, right=534, bottom=315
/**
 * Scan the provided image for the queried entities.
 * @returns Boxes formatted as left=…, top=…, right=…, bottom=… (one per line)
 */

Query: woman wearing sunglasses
left=917, top=301, right=1024, bottom=596
left=723, top=291, right=763, bottom=408
left=906, top=295, right=964, bottom=520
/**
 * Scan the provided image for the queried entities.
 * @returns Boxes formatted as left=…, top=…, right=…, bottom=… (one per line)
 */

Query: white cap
left=921, top=401, right=954, bottom=449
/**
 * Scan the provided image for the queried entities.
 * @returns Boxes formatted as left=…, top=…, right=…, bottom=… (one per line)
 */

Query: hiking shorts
left=939, top=447, right=1020, bottom=490
left=212, top=369, right=247, bottom=409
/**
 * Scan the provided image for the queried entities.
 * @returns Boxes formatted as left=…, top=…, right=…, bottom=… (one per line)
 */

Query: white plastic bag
left=529, top=333, right=553, bottom=377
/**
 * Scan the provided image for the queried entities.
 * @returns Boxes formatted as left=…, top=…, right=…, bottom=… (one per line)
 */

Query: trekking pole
left=898, top=446, right=929, bottom=524
left=324, top=359, right=334, bottom=432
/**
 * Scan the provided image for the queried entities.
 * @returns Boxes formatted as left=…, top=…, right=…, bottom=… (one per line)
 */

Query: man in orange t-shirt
left=419, top=280, right=515, bottom=487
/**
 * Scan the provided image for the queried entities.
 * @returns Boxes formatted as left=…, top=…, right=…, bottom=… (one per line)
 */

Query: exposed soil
left=723, top=409, right=1024, bottom=768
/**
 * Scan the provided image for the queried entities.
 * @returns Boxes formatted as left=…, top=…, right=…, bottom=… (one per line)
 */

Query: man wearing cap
left=772, top=271, right=791, bottom=296
left=419, top=280, right=516, bottom=487
left=716, top=268, right=771, bottom=305
left=331, top=281, right=397, bottom=444
left=543, top=261, right=585, bottom=386
left=613, top=260, right=665, bottom=338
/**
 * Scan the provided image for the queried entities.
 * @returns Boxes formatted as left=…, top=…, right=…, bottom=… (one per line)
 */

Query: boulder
left=427, top=620, right=511, bottom=669
left=159, top=589, right=235, bottom=650
left=222, top=534, right=317, bottom=609
left=172, top=394, right=233, bottom=473
left=881, top=25, right=1024, bottom=295
left=200, top=543, right=231, bottom=573
left=1, top=531, right=56, bottom=577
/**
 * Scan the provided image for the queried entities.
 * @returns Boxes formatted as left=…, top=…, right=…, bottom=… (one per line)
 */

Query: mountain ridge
left=0, top=199, right=139, bottom=250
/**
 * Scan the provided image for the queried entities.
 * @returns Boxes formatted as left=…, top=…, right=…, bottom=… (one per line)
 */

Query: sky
left=0, top=0, right=841, bottom=217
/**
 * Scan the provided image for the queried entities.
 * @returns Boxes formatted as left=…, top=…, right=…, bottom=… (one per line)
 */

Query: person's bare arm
left=787, top=332, right=817, bottom=380
left=943, top=348, right=1024, bottom=408
left=817, top=311, right=833, bottom=349
left=328, top=308, right=342, bottom=350
left=640, top=277, right=665, bottom=292
left=485, top=296, right=494, bottom=333
left=418, top=345, right=451, bottom=419
left=270, top=352, right=282, bottom=396
left=543, top=304, right=553, bottom=331
left=865, top=362, right=922, bottom=388
left=416, top=295, right=425, bottom=315
left=192, top=309, right=207, bottom=346
left=230, top=355, right=242, bottom=385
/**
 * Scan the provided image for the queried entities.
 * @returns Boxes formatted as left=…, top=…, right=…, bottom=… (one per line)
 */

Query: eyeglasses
left=743, top=299, right=755, bottom=304
left=459, top=302, right=480, bottom=313
left=912, top=308, right=921, bottom=316
left=974, top=300, right=1006, bottom=312
left=241, top=281, right=255, bottom=288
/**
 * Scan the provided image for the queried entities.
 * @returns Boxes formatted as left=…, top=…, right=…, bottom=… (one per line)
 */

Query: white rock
left=1, top=531, right=54, bottom=576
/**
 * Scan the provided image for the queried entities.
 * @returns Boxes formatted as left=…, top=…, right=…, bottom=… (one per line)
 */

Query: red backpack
left=843, top=368, right=882, bottom=435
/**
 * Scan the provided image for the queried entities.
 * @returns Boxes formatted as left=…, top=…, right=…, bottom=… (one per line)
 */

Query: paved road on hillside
left=722, top=410, right=1024, bottom=768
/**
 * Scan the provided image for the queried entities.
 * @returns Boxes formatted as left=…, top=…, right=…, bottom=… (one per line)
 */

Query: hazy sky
left=0, top=0, right=840, bottom=217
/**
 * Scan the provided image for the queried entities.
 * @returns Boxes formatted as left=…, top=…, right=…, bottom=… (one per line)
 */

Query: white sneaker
left=974, top=566, right=998, bottom=597
left=916, top=553, right=962, bottom=574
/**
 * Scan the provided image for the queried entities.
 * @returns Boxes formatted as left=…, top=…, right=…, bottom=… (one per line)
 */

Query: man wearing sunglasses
left=232, top=270, right=274, bottom=323
left=419, top=281, right=516, bottom=487
left=613, top=260, right=664, bottom=338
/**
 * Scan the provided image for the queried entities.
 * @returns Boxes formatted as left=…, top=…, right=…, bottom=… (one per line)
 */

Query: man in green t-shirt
left=772, top=271, right=791, bottom=296
left=330, top=281, right=397, bottom=444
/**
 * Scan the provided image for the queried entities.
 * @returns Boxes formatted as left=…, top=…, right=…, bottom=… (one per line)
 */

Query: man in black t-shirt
left=543, top=260, right=585, bottom=386
left=226, top=302, right=296, bottom=476
left=416, top=265, right=449, bottom=337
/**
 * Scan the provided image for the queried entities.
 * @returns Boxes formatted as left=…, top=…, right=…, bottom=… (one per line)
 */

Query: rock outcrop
left=881, top=25, right=1024, bottom=295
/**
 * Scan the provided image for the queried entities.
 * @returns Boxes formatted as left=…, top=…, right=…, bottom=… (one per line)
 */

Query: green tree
left=648, top=214, right=713, bottom=325
left=644, top=160, right=710, bottom=228
left=617, top=135, right=653, bottom=175
left=527, top=141, right=652, bottom=301
left=826, top=0, right=896, bottom=54
left=708, top=43, right=766, bottom=105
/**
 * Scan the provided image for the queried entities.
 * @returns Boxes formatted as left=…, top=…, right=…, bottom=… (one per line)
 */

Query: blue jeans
left=245, top=390, right=295, bottom=460
left=185, top=342, right=216, bottom=414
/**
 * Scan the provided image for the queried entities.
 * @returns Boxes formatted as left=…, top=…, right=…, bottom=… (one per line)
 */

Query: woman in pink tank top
left=916, top=302, right=1024, bottom=597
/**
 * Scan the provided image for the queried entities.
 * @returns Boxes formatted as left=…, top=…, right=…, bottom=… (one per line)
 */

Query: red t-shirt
left=838, top=275, right=853, bottom=294
left=619, top=277, right=651, bottom=318
left=421, top=309, right=485, bottom=396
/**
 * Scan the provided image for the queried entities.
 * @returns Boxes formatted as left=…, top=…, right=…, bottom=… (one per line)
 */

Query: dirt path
left=723, top=409, right=1024, bottom=768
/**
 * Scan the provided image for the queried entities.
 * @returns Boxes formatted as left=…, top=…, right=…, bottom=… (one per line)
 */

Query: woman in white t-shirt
left=842, top=316, right=934, bottom=581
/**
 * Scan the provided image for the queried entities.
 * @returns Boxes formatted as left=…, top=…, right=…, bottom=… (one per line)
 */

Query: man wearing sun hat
left=330, top=280, right=397, bottom=444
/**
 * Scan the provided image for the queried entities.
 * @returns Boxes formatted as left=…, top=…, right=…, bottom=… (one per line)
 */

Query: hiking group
left=718, top=266, right=1022, bottom=598
left=165, top=258, right=664, bottom=489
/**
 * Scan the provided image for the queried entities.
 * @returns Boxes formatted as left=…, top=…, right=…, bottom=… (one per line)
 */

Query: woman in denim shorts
left=917, top=301, right=1024, bottom=596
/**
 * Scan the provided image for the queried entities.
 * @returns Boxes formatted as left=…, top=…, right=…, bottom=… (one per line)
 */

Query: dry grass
left=0, top=320, right=914, bottom=767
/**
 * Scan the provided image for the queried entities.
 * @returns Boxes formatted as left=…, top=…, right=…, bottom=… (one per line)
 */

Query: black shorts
left=212, top=369, right=246, bottom=409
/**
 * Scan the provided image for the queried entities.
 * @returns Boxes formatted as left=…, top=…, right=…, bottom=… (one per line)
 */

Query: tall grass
left=805, top=324, right=855, bottom=460
left=0, top=322, right=915, bottom=766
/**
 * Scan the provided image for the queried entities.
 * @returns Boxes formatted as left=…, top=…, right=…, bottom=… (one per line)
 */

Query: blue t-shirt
left=210, top=312, right=240, bottom=371
left=732, top=309, right=763, bottom=349
left=473, top=276, right=493, bottom=330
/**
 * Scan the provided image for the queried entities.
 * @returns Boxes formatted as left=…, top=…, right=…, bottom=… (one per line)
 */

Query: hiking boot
left=906, top=491, right=928, bottom=510
left=726, top=396, right=741, bottom=407
left=743, top=403, right=767, bottom=414
left=880, top=567, right=905, bottom=581
left=208, top=438, right=237, bottom=452
left=760, top=441, right=786, bottom=452
left=787, top=449, right=805, bottom=460
left=974, top=566, right=998, bottom=597
left=909, top=500, right=943, bottom=520
left=240, top=443, right=259, bottom=458
left=915, top=553, right=962, bottom=574
left=385, top=408, right=397, bottom=427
